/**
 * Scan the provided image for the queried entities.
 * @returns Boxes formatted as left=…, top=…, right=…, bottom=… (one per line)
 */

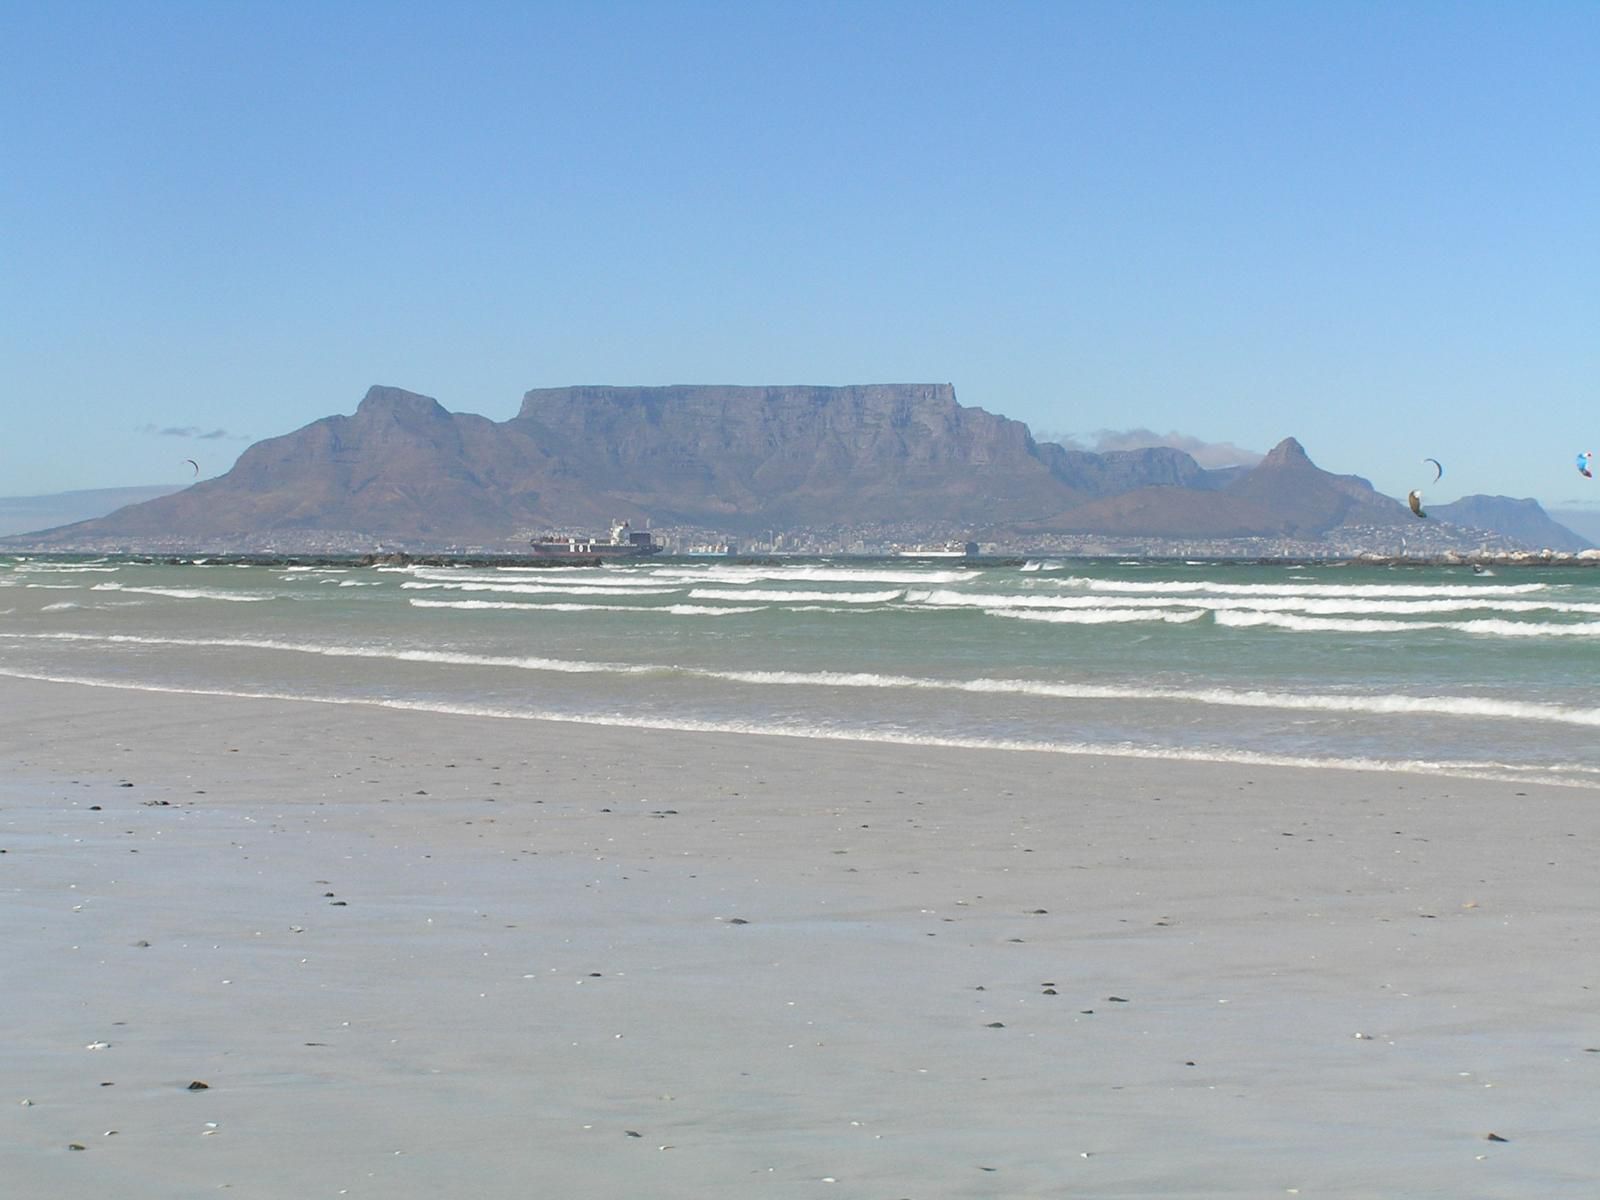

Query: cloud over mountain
left=1043, top=428, right=1264, bottom=471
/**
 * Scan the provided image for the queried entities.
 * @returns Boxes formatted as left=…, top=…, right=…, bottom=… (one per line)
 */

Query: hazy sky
left=4, top=1, right=1596, bottom=509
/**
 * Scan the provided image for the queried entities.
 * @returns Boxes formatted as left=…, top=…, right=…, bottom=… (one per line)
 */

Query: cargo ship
left=528, top=520, right=662, bottom=559
left=893, top=541, right=979, bottom=558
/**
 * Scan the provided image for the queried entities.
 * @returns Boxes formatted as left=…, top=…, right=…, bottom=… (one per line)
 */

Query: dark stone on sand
left=119, top=782, right=133, bottom=787
left=1108, top=996, right=1129, bottom=1002
left=186, top=1080, right=209, bottom=1090
left=1486, top=1132, right=1509, bottom=1142
left=728, top=918, right=749, bottom=925
left=1030, top=909, right=1048, bottom=914
left=133, top=940, right=150, bottom=947
left=100, top=1081, right=114, bottom=1086
left=68, top=1143, right=86, bottom=1150
left=1042, top=988, right=1057, bottom=995
left=330, top=900, right=347, bottom=906
left=986, top=1022, right=1005, bottom=1028
left=624, top=1130, right=642, bottom=1137
left=89, top=805, right=101, bottom=810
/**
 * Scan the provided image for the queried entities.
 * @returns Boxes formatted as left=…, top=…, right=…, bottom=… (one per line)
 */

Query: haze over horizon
left=5, top=2, right=1596, bottom=511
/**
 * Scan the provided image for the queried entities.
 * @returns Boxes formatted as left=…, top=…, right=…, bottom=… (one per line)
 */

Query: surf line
left=6, top=631, right=1600, bottom=728
left=0, top=666, right=1594, bottom=789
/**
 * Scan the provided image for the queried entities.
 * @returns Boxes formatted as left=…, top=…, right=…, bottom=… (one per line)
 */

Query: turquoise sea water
left=2, top=555, right=1597, bottom=787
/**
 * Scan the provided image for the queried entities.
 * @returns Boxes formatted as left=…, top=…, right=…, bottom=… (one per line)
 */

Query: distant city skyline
left=4, top=2, right=1596, bottom=510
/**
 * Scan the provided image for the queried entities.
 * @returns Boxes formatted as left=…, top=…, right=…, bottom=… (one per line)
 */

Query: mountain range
left=6, top=383, right=1589, bottom=553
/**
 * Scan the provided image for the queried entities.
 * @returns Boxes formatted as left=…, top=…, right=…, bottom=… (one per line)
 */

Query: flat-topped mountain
left=6, top=383, right=1581, bottom=553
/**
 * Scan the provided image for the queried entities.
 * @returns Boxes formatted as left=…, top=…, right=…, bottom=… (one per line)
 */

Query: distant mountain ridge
left=1430, top=495, right=1592, bottom=552
left=4, top=383, right=1587, bottom=553
left=0, top=484, right=185, bottom=538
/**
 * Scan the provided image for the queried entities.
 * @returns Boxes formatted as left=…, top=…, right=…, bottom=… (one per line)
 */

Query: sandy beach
left=2, top=674, right=1595, bottom=1198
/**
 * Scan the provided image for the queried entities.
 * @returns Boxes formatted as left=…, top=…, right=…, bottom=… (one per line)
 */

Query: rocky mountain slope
left=1430, top=495, right=1593, bottom=552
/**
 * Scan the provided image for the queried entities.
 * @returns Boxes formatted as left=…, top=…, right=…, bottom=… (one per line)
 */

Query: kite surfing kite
left=184, top=459, right=199, bottom=477
left=1579, top=451, right=1593, bottom=479
left=1423, top=457, right=1443, bottom=483
left=1407, top=489, right=1427, bottom=519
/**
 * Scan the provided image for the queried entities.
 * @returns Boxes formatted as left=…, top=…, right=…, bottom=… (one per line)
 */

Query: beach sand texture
left=2, top=676, right=1595, bottom=1198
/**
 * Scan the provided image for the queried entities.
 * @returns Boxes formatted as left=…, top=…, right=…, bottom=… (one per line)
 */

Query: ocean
left=2, top=555, right=1596, bottom=788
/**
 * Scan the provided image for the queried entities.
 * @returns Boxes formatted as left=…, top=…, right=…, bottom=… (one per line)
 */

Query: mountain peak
left=356, top=386, right=449, bottom=420
left=1259, top=437, right=1312, bottom=468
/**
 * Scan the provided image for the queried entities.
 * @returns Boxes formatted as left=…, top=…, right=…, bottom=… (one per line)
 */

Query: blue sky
left=4, top=1, right=1596, bottom=509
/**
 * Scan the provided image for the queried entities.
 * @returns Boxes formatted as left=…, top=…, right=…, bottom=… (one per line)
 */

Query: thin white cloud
left=1037, top=427, right=1263, bottom=470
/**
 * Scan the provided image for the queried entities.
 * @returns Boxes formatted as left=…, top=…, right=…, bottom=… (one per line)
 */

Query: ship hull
left=527, top=543, right=661, bottom=559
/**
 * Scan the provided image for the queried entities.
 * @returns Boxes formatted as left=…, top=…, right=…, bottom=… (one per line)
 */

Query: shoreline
left=4, top=548, right=1599, bottom=569
left=3, top=675, right=1597, bottom=1197
left=2, top=665, right=1590, bottom=789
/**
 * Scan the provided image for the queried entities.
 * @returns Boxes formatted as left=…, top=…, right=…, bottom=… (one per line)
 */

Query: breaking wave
left=407, top=599, right=763, bottom=615
left=1055, top=577, right=1549, bottom=598
left=3, top=665, right=1594, bottom=787
left=8, top=630, right=1599, bottom=727
left=987, top=607, right=1207, bottom=625
left=90, top=583, right=274, bottom=602
left=1214, top=611, right=1600, bottom=637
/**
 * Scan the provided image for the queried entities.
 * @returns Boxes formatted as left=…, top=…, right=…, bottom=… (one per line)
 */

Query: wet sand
left=2, top=675, right=1596, bottom=1198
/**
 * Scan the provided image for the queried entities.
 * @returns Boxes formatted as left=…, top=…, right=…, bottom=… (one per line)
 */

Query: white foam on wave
left=989, top=607, right=1207, bottom=625
left=408, top=599, right=763, bottom=615
left=1058, top=577, right=1549, bottom=598
left=337, top=580, right=382, bottom=587
left=3, top=665, right=1592, bottom=788
left=688, top=587, right=903, bottom=603
left=1215, top=611, right=1600, bottom=637
left=90, top=583, right=273, bottom=602
left=15, top=564, right=120, bottom=573
left=7, top=631, right=655, bottom=675
left=706, top=668, right=1600, bottom=727
left=908, top=587, right=1600, bottom=617
left=652, top=565, right=979, bottom=585
left=14, top=629, right=1596, bottom=727
left=401, top=580, right=680, bottom=596
left=406, top=569, right=671, bottom=589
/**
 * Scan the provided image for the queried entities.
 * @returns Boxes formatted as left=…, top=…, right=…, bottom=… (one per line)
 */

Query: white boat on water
left=893, top=541, right=979, bottom=558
